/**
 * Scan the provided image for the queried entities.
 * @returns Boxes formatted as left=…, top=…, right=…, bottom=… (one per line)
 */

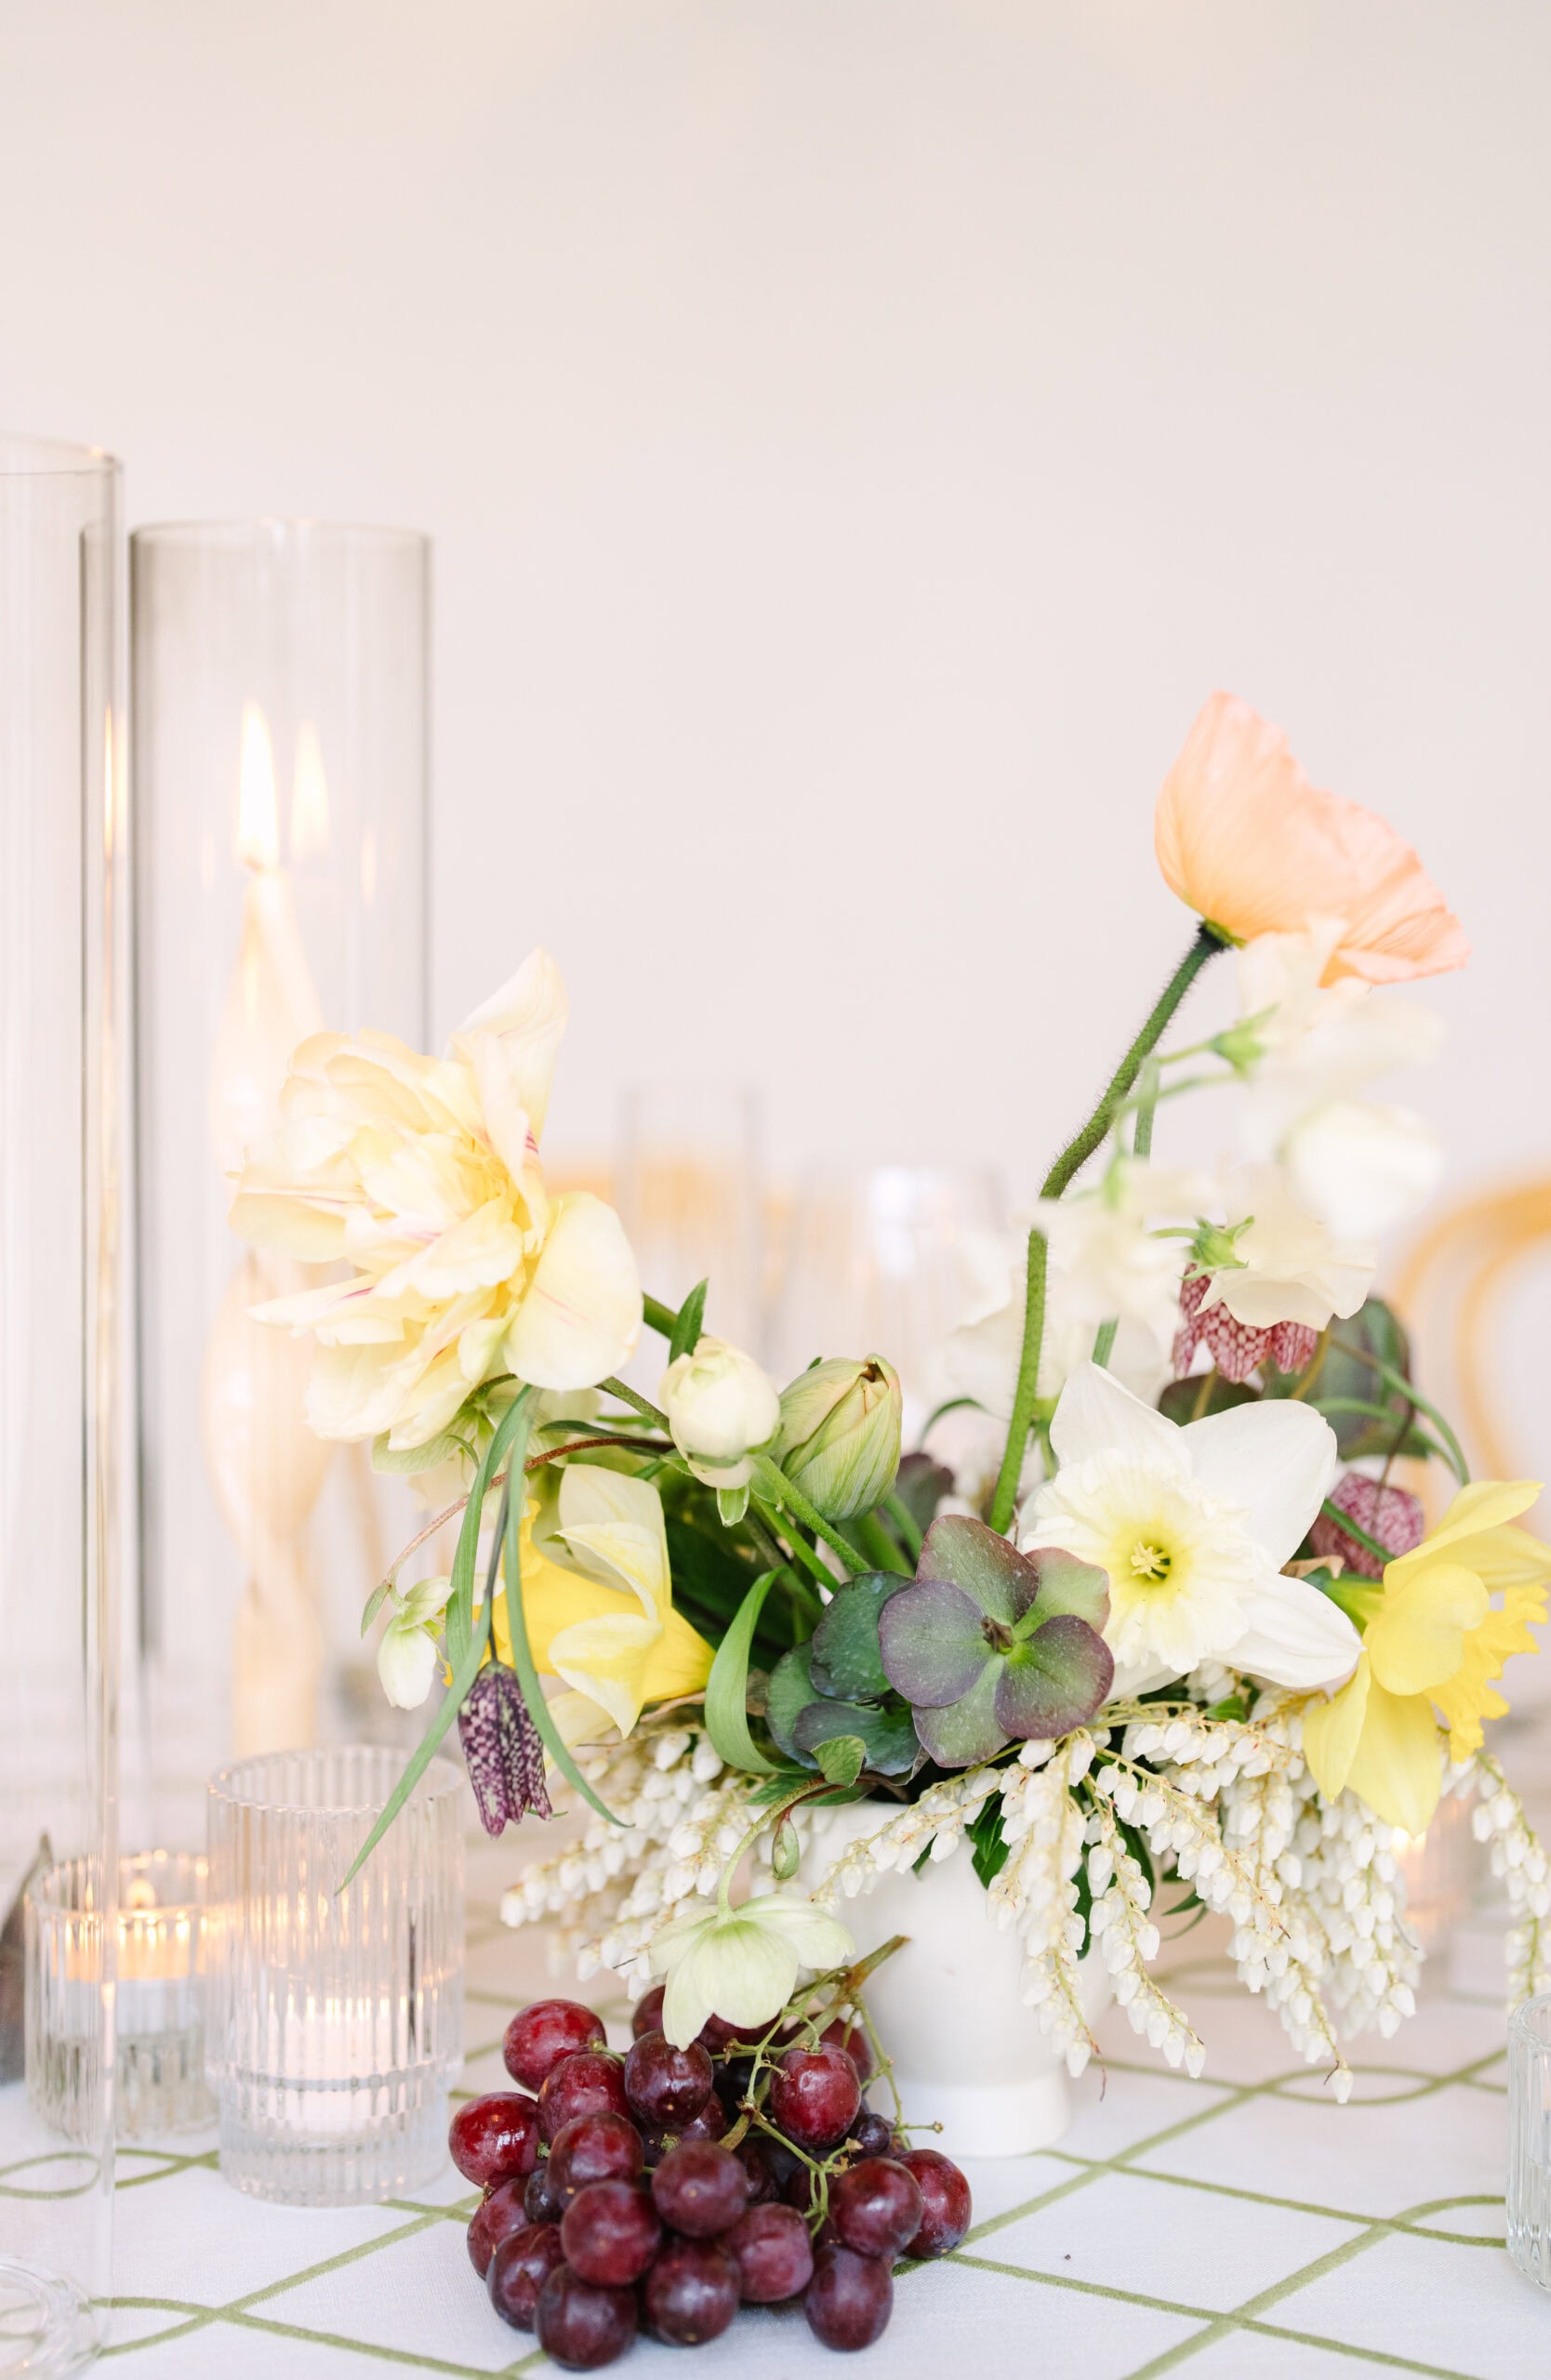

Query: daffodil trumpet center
left=1130, top=1540, right=1173, bottom=1585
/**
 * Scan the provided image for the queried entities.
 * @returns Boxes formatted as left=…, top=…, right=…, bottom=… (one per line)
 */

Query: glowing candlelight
left=205, top=703, right=333, bottom=1757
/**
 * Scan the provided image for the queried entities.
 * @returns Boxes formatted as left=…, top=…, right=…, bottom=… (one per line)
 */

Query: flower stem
left=750, top=1493, right=837, bottom=1595
left=988, top=928, right=1223, bottom=1534
left=601, top=1374, right=669, bottom=1429
left=753, top=1455, right=859, bottom=1575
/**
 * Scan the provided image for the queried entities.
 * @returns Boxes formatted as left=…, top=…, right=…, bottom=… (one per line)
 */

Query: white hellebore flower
left=1200, top=1164, right=1374, bottom=1334
left=230, top=949, right=643, bottom=1451
left=649, top=1892, right=855, bottom=2050
left=377, top=1574, right=453, bottom=1710
left=1281, top=1101, right=1445, bottom=1243
left=658, top=1336, right=781, bottom=1490
left=1234, top=925, right=1444, bottom=1240
left=1022, top=1361, right=1358, bottom=1696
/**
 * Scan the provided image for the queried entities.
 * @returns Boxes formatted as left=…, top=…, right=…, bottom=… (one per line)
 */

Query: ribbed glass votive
left=1509, top=1993, right=1551, bottom=2289
left=205, top=1747, right=463, bottom=2205
left=28, top=1852, right=211, bottom=2144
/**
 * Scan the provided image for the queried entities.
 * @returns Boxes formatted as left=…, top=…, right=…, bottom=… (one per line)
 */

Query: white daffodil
left=1022, top=1361, right=1357, bottom=1696
left=649, top=1892, right=855, bottom=2050
left=377, top=1575, right=453, bottom=1709
left=230, top=949, right=643, bottom=1452
left=1198, top=1164, right=1374, bottom=1333
left=487, top=1467, right=713, bottom=1748
left=658, top=1336, right=781, bottom=1491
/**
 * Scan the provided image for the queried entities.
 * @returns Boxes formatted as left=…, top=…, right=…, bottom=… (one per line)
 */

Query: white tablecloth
left=100, top=1833, right=1549, bottom=2380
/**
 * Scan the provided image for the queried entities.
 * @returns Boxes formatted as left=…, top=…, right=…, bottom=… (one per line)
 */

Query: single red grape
left=804, top=2241, right=894, bottom=2349
left=486, top=2221, right=565, bottom=2330
left=638, top=2093, right=729, bottom=2166
left=848, top=2109, right=905, bottom=2159
left=524, top=2159, right=565, bottom=2225
left=898, top=2148, right=973, bottom=2256
left=722, top=2201, right=815, bottom=2303
left=559, top=2179, right=662, bottom=2287
left=467, top=2177, right=531, bottom=2280
left=547, top=2111, right=643, bottom=2205
left=630, top=1985, right=667, bottom=2039
left=504, top=1999, right=607, bottom=2094
left=738, top=2133, right=803, bottom=2205
left=829, top=2158, right=924, bottom=2260
left=696, top=2012, right=748, bottom=2053
left=821, top=2015, right=875, bottom=2083
left=447, top=2092, right=539, bottom=2188
left=769, top=2043, right=861, bottom=2150
left=642, top=2237, right=739, bottom=2346
left=650, top=2139, right=749, bottom=2237
left=534, top=2263, right=638, bottom=2369
left=623, top=2030, right=713, bottom=2127
left=537, top=2050, right=630, bottom=2145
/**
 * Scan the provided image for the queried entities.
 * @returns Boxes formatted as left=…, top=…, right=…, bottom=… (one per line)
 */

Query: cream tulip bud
left=658, top=1335, right=781, bottom=1490
left=773, top=1355, right=903, bottom=1520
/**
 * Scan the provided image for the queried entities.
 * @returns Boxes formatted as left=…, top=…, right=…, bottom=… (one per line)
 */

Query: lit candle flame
left=237, top=701, right=280, bottom=871
left=290, top=721, right=330, bottom=861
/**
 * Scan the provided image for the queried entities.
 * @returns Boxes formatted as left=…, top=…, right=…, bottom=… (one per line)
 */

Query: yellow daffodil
left=490, top=1467, right=713, bottom=1747
left=1304, top=1480, right=1551, bottom=1833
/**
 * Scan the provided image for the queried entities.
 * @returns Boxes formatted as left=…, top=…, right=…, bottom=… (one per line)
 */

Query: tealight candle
left=27, top=1851, right=213, bottom=2142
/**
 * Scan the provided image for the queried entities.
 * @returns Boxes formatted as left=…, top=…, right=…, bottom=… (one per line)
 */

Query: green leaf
left=747, top=1767, right=813, bottom=1805
left=705, top=1568, right=784, bottom=1777
left=917, top=1514, right=1033, bottom=1627
left=499, top=1442, right=622, bottom=1826
left=967, top=1795, right=1011, bottom=1888
left=766, top=1644, right=819, bottom=1763
left=1157, top=1375, right=1258, bottom=1426
left=808, top=1571, right=910, bottom=1701
left=814, top=1735, right=866, bottom=1788
left=669, top=1280, right=709, bottom=1366
left=717, top=1484, right=750, bottom=1527
left=791, top=1695, right=919, bottom=1777
left=359, top=1577, right=394, bottom=1638
left=444, top=1391, right=534, bottom=1668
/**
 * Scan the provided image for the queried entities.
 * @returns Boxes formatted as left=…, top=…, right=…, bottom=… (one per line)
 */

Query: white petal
left=1180, top=1398, right=1337, bottom=1568
left=1224, top=1573, right=1362, bottom=1689
left=506, top=1192, right=643, bottom=1391
left=753, top=1895, right=855, bottom=1969
left=1285, top=1101, right=1445, bottom=1239
left=452, top=947, right=568, bottom=1138
left=377, top=1619, right=439, bottom=1709
left=1049, top=1361, right=1180, bottom=1472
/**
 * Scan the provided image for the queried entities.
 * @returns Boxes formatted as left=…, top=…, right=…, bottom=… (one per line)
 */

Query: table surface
left=101, top=1834, right=1550, bottom=2380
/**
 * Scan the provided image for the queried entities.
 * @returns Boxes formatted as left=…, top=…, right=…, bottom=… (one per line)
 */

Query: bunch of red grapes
left=449, top=1989, right=972, bottom=2367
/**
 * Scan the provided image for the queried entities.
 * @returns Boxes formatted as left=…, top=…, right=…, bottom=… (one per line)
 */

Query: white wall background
left=2, top=0, right=1547, bottom=1224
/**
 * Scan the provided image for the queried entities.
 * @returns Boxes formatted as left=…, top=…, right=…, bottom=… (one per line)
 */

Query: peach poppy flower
left=1154, top=694, right=1468, bottom=985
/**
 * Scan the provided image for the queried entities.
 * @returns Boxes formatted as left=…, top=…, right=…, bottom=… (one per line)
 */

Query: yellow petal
left=1465, top=1523, right=1551, bottom=1593
left=545, top=1688, right=618, bottom=1748
left=1303, top=1656, right=1371, bottom=1802
left=640, top=1605, right=716, bottom=1702
left=548, top=1610, right=661, bottom=1736
left=1433, top=1580, right=1548, bottom=1761
left=1342, top=1676, right=1443, bottom=1833
left=492, top=1535, right=638, bottom=1669
left=505, top=1192, right=643, bottom=1392
left=1385, top=1481, right=1543, bottom=1581
left=1365, top=1562, right=1489, bottom=1696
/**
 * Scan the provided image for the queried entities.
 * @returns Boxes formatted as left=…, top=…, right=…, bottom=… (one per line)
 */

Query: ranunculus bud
left=773, top=1356, right=903, bottom=1520
left=658, top=1336, right=781, bottom=1490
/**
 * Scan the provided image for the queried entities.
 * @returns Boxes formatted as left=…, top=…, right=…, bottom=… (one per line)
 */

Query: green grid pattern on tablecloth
left=76, top=1862, right=1547, bottom=2380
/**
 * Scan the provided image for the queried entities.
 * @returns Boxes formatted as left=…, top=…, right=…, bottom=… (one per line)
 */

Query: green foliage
left=705, top=1570, right=784, bottom=1777
left=815, top=1736, right=867, bottom=1788
left=807, top=1572, right=908, bottom=1700
left=967, top=1794, right=1011, bottom=1888
left=668, top=1278, right=709, bottom=1365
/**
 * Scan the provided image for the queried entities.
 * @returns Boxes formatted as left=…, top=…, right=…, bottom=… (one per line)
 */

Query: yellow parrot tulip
left=1303, top=1480, right=1550, bottom=1833
left=491, top=1466, right=713, bottom=1747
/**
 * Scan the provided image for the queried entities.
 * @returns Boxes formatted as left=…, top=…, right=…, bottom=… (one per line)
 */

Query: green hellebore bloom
left=773, top=1355, right=903, bottom=1521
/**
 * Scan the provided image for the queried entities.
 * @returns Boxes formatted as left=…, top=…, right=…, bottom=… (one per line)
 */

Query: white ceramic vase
left=802, top=1798, right=1103, bottom=2159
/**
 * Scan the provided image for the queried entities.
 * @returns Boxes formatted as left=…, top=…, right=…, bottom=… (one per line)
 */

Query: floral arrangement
left=232, top=688, right=1551, bottom=2105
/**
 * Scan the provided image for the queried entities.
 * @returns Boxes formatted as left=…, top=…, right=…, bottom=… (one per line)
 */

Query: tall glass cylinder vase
left=130, top=523, right=429, bottom=1851
left=0, top=436, right=124, bottom=2373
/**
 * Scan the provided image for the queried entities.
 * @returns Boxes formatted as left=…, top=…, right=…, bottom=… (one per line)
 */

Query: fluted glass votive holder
left=1509, top=1993, right=1551, bottom=2288
left=27, top=1851, right=211, bottom=2145
left=205, top=1747, right=463, bottom=2205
